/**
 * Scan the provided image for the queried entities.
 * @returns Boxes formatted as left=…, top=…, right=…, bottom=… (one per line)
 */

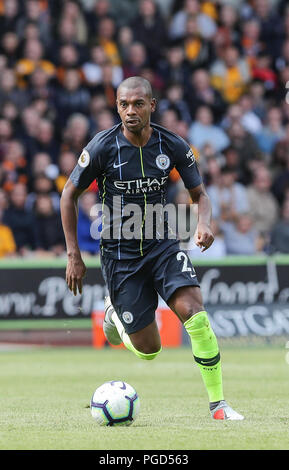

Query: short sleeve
left=174, top=137, right=202, bottom=189
left=69, top=138, right=103, bottom=190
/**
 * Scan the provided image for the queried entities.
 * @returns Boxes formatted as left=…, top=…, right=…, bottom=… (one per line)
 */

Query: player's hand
left=66, top=253, right=87, bottom=296
left=194, top=222, right=214, bottom=252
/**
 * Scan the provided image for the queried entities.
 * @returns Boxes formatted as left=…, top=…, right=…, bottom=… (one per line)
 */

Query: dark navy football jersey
left=69, top=122, right=202, bottom=259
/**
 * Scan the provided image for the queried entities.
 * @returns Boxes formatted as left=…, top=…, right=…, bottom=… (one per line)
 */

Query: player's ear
left=151, top=98, right=157, bottom=113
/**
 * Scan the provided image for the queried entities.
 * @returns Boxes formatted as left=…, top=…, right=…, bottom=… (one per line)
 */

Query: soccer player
left=60, top=76, right=244, bottom=420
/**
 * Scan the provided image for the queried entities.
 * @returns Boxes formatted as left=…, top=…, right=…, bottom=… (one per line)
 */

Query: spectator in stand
left=131, top=0, right=167, bottom=66
left=169, top=0, right=217, bottom=41
left=275, top=31, right=289, bottom=73
left=210, top=45, right=251, bottom=104
left=77, top=191, right=101, bottom=255
left=158, top=82, right=192, bottom=125
left=85, top=0, right=115, bottom=36
left=0, top=210, right=16, bottom=258
left=217, top=3, right=240, bottom=49
left=0, top=54, right=7, bottom=76
left=0, top=68, right=29, bottom=110
left=16, top=106, right=40, bottom=162
left=207, top=165, right=249, bottom=222
left=96, top=16, right=121, bottom=66
left=273, top=123, right=289, bottom=170
left=175, top=118, right=190, bottom=141
left=3, top=182, right=38, bottom=255
left=237, top=93, right=263, bottom=135
left=188, top=105, right=230, bottom=153
left=0, top=118, right=13, bottom=163
left=61, top=113, right=90, bottom=156
left=30, top=151, right=53, bottom=179
left=159, top=108, right=180, bottom=133
left=122, top=42, right=149, bottom=79
left=138, top=66, right=165, bottom=100
left=55, top=68, right=90, bottom=127
left=56, top=44, right=81, bottom=85
left=91, top=61, right=120, bottom=112
left=95, top=109, right=116, bottom=132
left=50, top=14, right=87, bottom=65
left=0, top=187, right=15, bottom=259
left=0, top=0, right=20, bottom=36
left=180, top=15, right=213, bottom=71
left=15, top=38, right=55, bottom=87
left=251, top=50, right=278, bottom=92
left=222, top=98, right=262, bottom=137
left=221, top=103, right=243, bottom=129
left=241, top=18, right=264, bottom=69
left=251, top=0, right=283, bottom=59
left=81, top=44, right=106, bottom=84
left=16, top=0, right=51, bottom=47
left=117, top=26, right=134, bottom=63
left=26, top=173, right=60, bottom=213
left=0, top=140, right=27, bottom=193
left=59, top=0, right=88, bottom=45
left=21, top=20, right=42, bottom=43
left=227, top=121, right=263, bottom=177
left=55, top=151, right=77, bottom=194
left=88, top=94, right=110, bottom=135
left=270, top=199, right=289, bottom=254
left=186, top=68, right=226, bottom=121
left=158, top=43, right=191, bottom=89
left=272, top=153, right=289, bottom=207
left=109, top=0, right=139, bottom=27
left=1, top=100, right=20, bottom=133
left=0, top=188, right=8, bottom=212
left=202, top=155, right=222, bottom=187
left=26, top=67, right=55, bottom=105
left=223, top=145, right=251, bottom=185
left=1, top=30, right=20, bottom=67
left=26, top=118, right=60, bottom=164
left=254, top=106, right=285, bottom=156
left=82, top=44, right=123, bottom=91
left=29, top=96, right=52, bottom=121
left=221, top=213, right=261, bottom=255
left=247, top=165, right=279, bottom=241
left=34, top=193, right=65, bottom=256
left=279, top=68, right=289, bottom=119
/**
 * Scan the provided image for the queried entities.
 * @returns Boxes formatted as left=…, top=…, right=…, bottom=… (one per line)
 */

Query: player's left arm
left=188, top=183, right=214, bottom=252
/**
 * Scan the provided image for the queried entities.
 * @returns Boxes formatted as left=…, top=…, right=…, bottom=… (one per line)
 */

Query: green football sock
left=184, top=311, right=224, bottom=403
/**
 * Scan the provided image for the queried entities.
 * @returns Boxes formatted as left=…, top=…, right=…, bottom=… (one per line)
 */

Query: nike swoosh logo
left=113, top=161, right=128, bottom=168
left=190, top=274, right=197, bottom=278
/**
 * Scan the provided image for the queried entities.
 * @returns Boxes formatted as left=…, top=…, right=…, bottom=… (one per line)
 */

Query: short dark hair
left=117, top=76, right=153, bottom=100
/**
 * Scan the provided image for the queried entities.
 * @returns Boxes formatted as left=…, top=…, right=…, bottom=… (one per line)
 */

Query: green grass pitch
left=1, top=345, right=289, bottom=450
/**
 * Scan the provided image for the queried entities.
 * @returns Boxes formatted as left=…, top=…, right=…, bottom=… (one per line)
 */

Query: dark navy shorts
left=100, top=242, right=200, bottom=334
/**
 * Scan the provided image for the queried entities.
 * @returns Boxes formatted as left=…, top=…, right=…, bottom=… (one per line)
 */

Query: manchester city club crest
left=122, top=311, right=134, bottom=324
left=156, top=154, right=170, bottom=170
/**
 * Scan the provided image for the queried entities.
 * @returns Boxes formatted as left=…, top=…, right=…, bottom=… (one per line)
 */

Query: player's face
left=117, top=87, right=156, bottom=133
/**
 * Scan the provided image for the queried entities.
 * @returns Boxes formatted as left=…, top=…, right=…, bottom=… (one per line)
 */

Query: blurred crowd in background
left=0, top=0, right=289, bottom=259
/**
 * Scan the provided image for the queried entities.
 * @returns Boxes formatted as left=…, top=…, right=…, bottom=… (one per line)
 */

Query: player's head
left=116, top=76, right=156, bottom=133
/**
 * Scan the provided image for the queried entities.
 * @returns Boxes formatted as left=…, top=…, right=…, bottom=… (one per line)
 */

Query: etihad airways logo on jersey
left=113, top=176, right=168, bottom=194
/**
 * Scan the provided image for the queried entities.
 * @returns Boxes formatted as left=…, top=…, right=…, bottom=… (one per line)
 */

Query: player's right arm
left=60, top=179, right=87, bottom=296
left=60, top=141, right=103, bottom=295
